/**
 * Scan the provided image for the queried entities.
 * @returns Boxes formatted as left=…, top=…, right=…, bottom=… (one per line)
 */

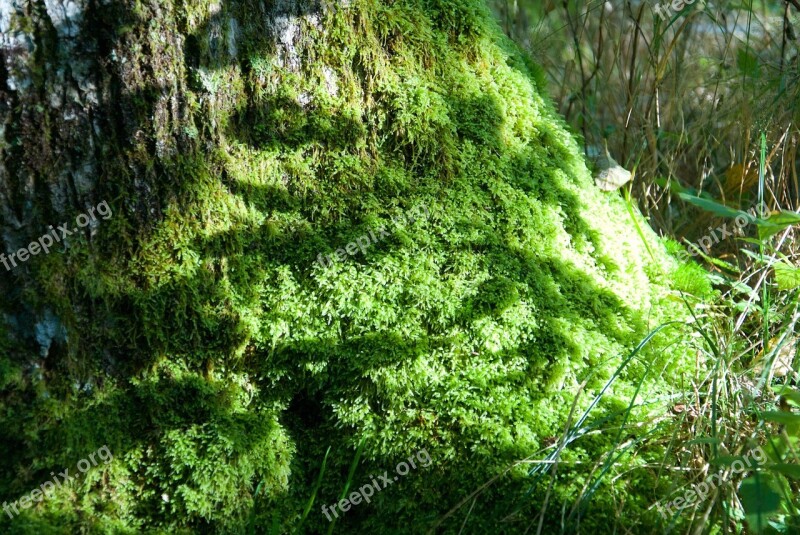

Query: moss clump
left=0, top=0, right=707, bottom=533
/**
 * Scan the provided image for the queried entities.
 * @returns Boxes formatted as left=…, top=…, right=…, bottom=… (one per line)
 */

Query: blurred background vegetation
left=491, top=0, right=799, bottom=242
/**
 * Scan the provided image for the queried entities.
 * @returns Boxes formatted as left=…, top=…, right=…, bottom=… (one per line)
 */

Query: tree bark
left=0, top=0, right=326, bottom=354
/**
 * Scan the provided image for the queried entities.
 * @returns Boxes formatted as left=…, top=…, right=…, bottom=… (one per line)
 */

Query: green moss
left=0, top=0, right=706, bottom=533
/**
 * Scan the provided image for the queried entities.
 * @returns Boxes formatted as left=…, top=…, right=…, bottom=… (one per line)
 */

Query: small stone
left=589, top=143, right=632, bottom=191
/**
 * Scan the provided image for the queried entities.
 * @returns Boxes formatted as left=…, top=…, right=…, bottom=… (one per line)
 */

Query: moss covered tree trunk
left=0, top=0, right=700, bottom=532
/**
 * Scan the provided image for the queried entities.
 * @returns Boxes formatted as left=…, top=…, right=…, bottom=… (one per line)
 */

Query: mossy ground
left=0, top=0, right=712, bottom=533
